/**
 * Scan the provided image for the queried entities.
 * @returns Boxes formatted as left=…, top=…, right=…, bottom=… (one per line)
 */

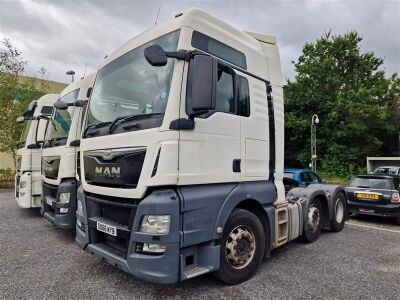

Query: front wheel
left=331, top=192, right=347, bottom=232
left=302, top=198, right=322, bottom=243
left=214, top=209, right=265, bottom=285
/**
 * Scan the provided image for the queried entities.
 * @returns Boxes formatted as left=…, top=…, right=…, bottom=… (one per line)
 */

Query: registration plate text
left=356, top=193, right=379, bottom=200
left=97, top=221, right=117, bottom=236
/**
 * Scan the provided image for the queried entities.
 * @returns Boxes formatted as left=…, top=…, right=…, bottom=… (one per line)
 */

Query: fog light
left=20, top=181, right=27, bottom=189
left=77, top=199, right=83, bottom=214
left=59, top=192, right=70, bottom=203
left=60, top=208, right=68, bottom=213
left=142, top=243, right=166, bottom=253
left=140, top=215, right=170, bottom=235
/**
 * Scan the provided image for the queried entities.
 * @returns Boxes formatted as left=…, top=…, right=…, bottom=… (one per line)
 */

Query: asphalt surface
left=1, top=189, right=400, bottom=300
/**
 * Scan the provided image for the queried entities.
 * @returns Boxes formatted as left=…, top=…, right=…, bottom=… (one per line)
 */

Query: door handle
left=233, top=159, right=241, bottom=173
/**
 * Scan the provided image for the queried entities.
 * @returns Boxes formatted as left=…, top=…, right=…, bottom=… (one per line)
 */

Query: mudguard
left=308, top=184, right=349, bottom=222
left=286, top=184, right=346, bottom=231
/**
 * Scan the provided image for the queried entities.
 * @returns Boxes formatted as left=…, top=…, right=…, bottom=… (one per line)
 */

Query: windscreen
left=17, top=120, right=32, bottom=148
left=46, top=89, right=79, bottom=141
left=85, top=30, right=180, bottom=128
left=349, top=177, right=393, bottom=190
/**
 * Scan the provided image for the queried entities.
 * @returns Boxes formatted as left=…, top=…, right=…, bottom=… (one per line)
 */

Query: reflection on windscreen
left=46, top=89, right=79, bottom=141
left=18, top=120, right=32, bottom=148
left=350, top=177, right=392, bottom=190
left=86, top=30, right=180, bottom=126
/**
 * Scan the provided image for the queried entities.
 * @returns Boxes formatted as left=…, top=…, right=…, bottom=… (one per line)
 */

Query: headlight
left=59, top=192, right=70, bottom=203
left=77, top=199, right=83, bottom=214
left=60, top=208, right=68, bottom=213
left=140, top=215, right=170, bottom=235
left=20, top=181, right=27, bottom=189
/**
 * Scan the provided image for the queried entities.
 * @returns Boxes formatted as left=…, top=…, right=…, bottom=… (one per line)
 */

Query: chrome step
left=184, top=265, right=212, bottom=279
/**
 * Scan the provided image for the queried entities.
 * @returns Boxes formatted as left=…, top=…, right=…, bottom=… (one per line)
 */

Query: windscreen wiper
left=108, top=113, right=163, bottom=134
left=83, top=121, right=112, bottom=137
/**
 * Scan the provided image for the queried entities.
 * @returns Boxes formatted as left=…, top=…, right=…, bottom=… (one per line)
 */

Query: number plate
left=97, top=221, right=117, bottom=236
left=46, top=198, right=53, bottom=206
left=356, top=193, right=379, bottom=200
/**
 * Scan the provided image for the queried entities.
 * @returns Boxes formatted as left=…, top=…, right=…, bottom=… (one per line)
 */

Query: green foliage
left=0, top=38, right=47, bottom=167
left=0, top=168, right=15, bottom=188
left=285, top=31, right=400, bottom=178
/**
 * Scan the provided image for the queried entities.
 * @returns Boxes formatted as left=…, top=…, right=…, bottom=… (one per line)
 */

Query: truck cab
left=41, top=74, right=95, bottom=229
left=76, top=9, right=346, bottom=284
left=15, top=94, right=57, bottom=208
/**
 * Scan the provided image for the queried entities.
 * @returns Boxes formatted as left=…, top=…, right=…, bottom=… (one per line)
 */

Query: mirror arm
left=165, top=50, right=191, bottom=61
left=74, top=100, right=88, bottom=107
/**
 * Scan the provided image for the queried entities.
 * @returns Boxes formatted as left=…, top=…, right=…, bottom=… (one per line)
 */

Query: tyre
left=302, top=197, right=322, bottom=243
left=214, top=209, right=265, bottom=285
left=331, top=192, right=347, bottom=232
left=396, top=215, right=400, bottom=226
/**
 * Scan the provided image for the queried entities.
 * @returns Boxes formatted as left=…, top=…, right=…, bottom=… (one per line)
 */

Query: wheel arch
left=214, top=197, right=272, bottom=258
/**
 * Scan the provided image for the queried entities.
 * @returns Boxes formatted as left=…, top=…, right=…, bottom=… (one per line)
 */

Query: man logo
left=95, top=166, right=121, bottom=178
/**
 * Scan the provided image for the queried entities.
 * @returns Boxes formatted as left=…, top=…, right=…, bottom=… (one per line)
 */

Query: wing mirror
left=16, top=116, right=25, bottom=123
left=190, top=55, right=217, bottom=113
left=54, top=100, right=69, bottom=110
left=144, top=45, right=168, bottom=66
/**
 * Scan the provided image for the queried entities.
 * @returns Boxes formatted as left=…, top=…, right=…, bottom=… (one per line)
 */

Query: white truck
left=41, top=74, right=95, bottom=229
left=75, top=9, right=348, bottom=284
left=15, top=94, right=58, bottom=208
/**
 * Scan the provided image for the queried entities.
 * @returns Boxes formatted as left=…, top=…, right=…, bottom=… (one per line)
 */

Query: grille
left=85, top=192, right=137, bottom=258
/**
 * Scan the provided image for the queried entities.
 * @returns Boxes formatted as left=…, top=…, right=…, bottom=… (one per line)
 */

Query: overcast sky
left=0, top=0, right=399, bottom=84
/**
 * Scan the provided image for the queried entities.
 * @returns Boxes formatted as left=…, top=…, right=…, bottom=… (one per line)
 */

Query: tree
left=0, top=38, right=46, bottom=167
left=284, top=31, right=400, bottom=177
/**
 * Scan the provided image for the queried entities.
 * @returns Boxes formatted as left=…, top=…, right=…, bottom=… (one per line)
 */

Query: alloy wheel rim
left=225, top=225, right=256, bottom=269
left=308, top=204, right=320, bottom=233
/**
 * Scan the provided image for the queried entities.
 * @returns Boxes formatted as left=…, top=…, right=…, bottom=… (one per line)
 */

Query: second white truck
left=41, top=74, right=95, bottom=229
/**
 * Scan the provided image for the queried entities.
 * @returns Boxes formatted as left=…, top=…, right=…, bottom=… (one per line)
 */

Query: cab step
left=183, top=265, right=212, bottom=279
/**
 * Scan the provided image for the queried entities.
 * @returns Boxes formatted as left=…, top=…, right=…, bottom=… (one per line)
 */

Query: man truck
left=15, top=94, right=58, bottom=208
left=41, top=74, right=95, bottom=229
left=75, top=9, right=347, bottom=284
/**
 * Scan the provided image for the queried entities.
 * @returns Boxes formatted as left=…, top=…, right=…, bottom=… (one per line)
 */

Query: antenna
left=83, top=63, right=87, bottom=77
left=154, top=6, right=161, bottom=25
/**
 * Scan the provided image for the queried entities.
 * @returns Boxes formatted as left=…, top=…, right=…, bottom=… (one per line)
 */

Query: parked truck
left=15, top=94, right=58, bottom=208
left=75, top=9, right=347, bottom=284
left=41, top=74, right=95, bottom=229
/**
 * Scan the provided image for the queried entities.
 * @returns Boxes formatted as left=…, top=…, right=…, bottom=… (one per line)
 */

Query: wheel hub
left=308, top=205, right=320, bottom=233
left=225, top=226, right=256, bottom=269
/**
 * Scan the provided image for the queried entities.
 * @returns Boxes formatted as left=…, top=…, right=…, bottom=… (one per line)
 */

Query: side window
left=308, top=172, right=320, bottom=182
left=215, top=68, right=234, bottom=114
left=238, top=77, right=250, bottom=117
left=300, top=172, right=309, bottom=182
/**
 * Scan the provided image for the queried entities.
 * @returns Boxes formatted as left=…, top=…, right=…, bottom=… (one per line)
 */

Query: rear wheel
left=214, top=209, right=265, bottom=285
left=331, top=192, right=347, bottom=232
left=302, top=198, right=322, bottom=243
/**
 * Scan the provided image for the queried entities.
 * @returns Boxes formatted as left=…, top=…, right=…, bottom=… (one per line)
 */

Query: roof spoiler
left=245, top=31, right=277, bottom=45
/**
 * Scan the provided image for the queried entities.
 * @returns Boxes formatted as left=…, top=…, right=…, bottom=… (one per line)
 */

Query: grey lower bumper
left=41, top=179, right=77, bottom=230
left=76, top=188, right=219, bottom=284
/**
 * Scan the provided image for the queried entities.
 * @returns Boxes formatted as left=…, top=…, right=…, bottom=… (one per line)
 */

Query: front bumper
left=76, top=188, right=219, bottom=284
left=41, top=179, right=77, bottom=229
left=349, top=201, right=400, bottom=218
left=15, top=173, right=35, bottom=208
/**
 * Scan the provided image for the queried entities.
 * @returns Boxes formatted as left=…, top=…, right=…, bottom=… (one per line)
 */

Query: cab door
left=178, top=62, right=241, bottom=185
